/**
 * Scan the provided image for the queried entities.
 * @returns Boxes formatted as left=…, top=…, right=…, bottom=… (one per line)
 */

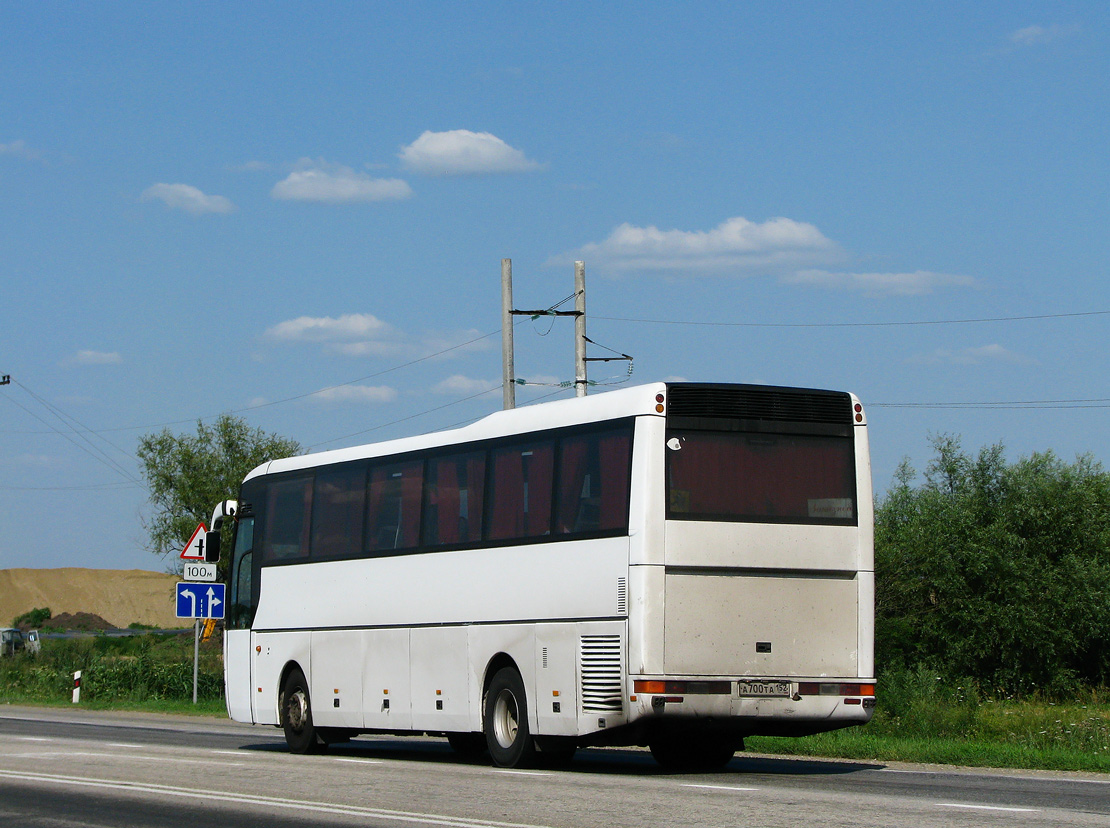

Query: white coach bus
left=211, top=381, right=875, bottom=769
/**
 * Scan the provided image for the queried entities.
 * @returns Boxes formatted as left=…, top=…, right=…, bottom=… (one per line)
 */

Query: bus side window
left=262, top=476, right=313, bottom=561
left=227, top=514, right=255, bottom=629
left=489, top=441, right=554, bottom=540
left=311, top=464, right=366, bottom=558
left=556, top=429, right=631, bottom=535
left=422, top=451, right=484, bottom=547
left=366, top=460, right=423, bottom=553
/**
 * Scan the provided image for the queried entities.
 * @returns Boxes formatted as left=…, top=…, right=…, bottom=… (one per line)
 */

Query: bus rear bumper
left=626, top=677, right=875, bottom=736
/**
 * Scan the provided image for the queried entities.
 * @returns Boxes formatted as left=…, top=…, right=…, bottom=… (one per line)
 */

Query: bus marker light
left=844, top=698, right=861, bottom=705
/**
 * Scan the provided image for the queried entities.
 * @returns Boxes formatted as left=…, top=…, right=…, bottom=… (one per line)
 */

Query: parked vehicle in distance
left=1, top=628, right=25, bottom=657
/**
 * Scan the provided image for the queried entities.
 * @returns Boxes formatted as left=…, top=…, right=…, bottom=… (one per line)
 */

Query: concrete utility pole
left=574, top=261, right=587, bottom=397
left=501, top=259, right=589, bottom=410
left=501, top=258, right=515, bottom=410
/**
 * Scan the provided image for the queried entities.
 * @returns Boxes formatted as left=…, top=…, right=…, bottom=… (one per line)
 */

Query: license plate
left=736, top=680, right=792, bottom=698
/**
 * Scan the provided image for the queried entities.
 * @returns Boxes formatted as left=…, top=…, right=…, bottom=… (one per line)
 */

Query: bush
left=12, top=607, right=51, bottom=628
left=876, top=436, right=1110, bottom=695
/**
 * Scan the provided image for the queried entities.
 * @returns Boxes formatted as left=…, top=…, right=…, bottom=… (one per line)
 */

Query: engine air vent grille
left=580, top=634, right=623, bottom=713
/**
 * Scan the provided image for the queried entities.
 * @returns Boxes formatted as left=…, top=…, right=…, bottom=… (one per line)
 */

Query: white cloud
left=559, top=216, right=839, bottom=275
left=309, top=385, right=398, bottom=405
left=271, top=160, right=411, bottom=203
left=0, top=139, right=43, bottom=161
left=432, top=375, right=501, bottom=395
left=264, top=313, right=394, bottom=343
left=909, top=344, right=1031, bottom=366
left=399, top=130, right=542, bottom=175
left=785, top=269, right=977, bottom=296
left=64, top=350, right=122, bottom=366
left=1010, top=23, right=1080, bottom=46
left=141, top=183, right=235, bottom=215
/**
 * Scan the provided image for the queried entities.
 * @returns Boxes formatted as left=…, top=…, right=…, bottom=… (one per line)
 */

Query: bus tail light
left=634, top=680, right=731, bottom=694
left=797, top=682, right=875, bottom=697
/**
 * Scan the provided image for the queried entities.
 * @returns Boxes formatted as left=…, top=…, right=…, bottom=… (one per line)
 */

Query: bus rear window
left=666, top=430, right=856, bottom=525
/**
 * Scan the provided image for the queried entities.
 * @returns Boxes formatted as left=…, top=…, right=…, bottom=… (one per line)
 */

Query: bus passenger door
left=224, top=518, right=256, bottom=723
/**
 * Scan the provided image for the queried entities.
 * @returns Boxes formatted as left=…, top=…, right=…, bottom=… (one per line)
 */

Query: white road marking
left=0, top=770, right=556, bottom=828
left=330, top=757, right=384, bottom=765
left=683, top=783, right=759, bottom=792
left=939, top=803, right=1039, bottom=813
left=2, top=751, right=243, bottom=767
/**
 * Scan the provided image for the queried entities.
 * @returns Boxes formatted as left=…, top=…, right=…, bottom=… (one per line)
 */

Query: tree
left=875, top=435, right=1110, bottom=695
left=137, top=414, right=301, bottom=574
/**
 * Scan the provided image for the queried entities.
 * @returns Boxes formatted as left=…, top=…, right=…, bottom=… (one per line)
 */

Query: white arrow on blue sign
left=176, top=582, right=226, bottom=619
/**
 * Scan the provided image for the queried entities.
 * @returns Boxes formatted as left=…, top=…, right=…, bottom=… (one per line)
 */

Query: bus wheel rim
left=493, top=689, right=518, bottom=748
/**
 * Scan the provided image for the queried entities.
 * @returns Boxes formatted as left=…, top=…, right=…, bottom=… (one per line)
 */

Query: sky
left=2, top=2, right=1108, bottom=573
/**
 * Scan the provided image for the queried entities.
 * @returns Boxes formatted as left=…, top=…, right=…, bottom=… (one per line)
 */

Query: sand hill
left=0, top=568, right=183, bottom=629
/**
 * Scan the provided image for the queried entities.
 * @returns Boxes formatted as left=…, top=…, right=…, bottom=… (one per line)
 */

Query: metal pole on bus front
left=502, top=258, right=515, bottom=410
left=574, top=260, right=587, bottom=397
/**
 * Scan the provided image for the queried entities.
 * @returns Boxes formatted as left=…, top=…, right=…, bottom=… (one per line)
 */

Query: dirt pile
left=0, top=568, right=183, bottom=629
left=43, top=612, right=114, bottom=632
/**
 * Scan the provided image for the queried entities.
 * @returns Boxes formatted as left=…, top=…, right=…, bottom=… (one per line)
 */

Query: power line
left=871, top=398, right=1110, bottom=410
left=2, top=328, right=505, bottom=437
left=593, top=309, right=1110, bottom=329
left=0, top=381, right=142, bottom=485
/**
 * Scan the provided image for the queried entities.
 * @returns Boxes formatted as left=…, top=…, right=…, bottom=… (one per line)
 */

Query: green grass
left=0, top=632, right=224, bottom=708
left=3, top=646, right=1108, bottom=772
left=749, top=670, right=1110, bottom=773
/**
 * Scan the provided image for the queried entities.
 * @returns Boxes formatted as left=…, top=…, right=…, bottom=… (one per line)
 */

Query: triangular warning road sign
left=181, top=523, right=209, bottom=560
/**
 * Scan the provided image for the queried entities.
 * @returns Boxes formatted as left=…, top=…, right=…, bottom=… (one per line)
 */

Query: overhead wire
left=593, top=309, right=1110, bottom=329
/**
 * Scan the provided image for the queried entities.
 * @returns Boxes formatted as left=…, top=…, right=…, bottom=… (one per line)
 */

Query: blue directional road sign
left=176, top=582, right=225, bottom=619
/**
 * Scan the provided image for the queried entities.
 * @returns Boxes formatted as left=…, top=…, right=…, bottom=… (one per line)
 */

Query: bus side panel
left=857, top=569, right=875, bottom=679
left=467, top=624, right=535, bottom=734
left=627, top=564, right=664, bottom=675
left=252, top=630, right=311, bottom=726
left=362, top=628, right=412, bottom=730
left=309, top=630, right=364, bottom=729
left=534, top=624, right=579, bottom=736
left=224, top=629, right=254, bottom=723
left=410, top=627, right=470, bottom=732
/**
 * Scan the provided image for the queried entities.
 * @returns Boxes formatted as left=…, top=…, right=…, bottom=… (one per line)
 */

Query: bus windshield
left=665, top=429, right=856, bottom=525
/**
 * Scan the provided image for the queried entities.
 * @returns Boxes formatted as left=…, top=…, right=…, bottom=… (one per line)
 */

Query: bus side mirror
left=204, top=531, right=221, bottom=563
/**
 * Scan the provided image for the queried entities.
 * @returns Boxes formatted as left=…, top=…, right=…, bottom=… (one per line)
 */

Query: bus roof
left=244, top=381, right=669, bottom=482
left=243, top=380, right=860, bottom=483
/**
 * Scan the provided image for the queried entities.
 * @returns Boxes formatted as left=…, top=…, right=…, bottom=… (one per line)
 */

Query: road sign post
left=176, top=581, right=225, bottom=703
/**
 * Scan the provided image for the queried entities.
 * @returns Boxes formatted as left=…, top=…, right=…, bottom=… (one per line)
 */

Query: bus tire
left=484, top=667, right=535, bottom=768
left=649, top=733, right=735, bottom=772
left=281, top=668, right=324, bottom=754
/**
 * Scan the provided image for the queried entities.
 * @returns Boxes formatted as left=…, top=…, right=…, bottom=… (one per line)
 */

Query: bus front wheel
left=484, top=667, right=536, bottom=768
left=281, top=668, right=324, bottom=754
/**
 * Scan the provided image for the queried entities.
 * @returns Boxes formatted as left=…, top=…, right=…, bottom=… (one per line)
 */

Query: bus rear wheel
left=484, top=667, right=535, bottom=768
left=281, top=668, right=324, bottom=754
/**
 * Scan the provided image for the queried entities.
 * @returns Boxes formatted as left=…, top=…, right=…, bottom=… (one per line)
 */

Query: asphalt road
left=0, top=706, right=1106, bottom=827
